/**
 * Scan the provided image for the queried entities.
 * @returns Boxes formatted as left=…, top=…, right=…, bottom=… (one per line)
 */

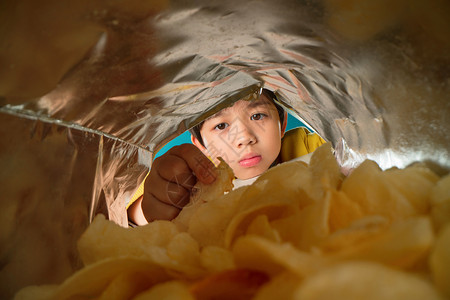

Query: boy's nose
left=235, top=124, right=256, bottom=148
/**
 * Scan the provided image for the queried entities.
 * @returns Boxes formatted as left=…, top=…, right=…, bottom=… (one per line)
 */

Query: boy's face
left=193, top=94, right=284, bottom=180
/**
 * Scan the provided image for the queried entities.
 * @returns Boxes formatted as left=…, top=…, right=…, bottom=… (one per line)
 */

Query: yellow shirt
left=280, top=127, right=326, bottom=162
left=127, top=127, right=325, bottom=209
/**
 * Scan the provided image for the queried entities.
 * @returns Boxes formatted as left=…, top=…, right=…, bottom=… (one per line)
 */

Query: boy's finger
left=169, top=144, right=217, bottom=184
left=170, top=172, right=197, bottom=191
left=141, top=193, right=181, bottom=222
left=156, top=155, right=197, bottom=188
left=146, top=173, right=191, bottom=209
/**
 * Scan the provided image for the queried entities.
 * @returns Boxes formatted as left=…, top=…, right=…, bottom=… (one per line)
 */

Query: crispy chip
left=15, top=142, right=449, bottom=299
left=78, top=215, right=205, bottom=277
left=327, top=189, right=365, bottom=232
left=97, top=271, right=155, bottom=300
left=430, top=174, right=450, bottom=230
left=14, top=285, right=58, bottom=300
left=190, top=157, right=234, bottom=204
left=174, top=158, right=235, bottom=232
left=296, top=261, right=443, bottom=300
left=78, top=215, right=178, bottom=265
left=430, top=223, right=450, bottom=298
left=308, top=143, right=343, bottom=199
left=232, top=235, right=325, bottom=277
left=166, top=232, right=204, bottom=278
left=190, top=268, right=270, bottom=300
left=50, top=257, right=170, bottom=300
left=321, top=215, right=389, bottom=252
left=253, top=272, right=302, bottom=300
left=224, top=160, right=316, bottom=248
left=384, top=164, right=439, bottom=213
left=252, top=159, right=312, bottom=199
left=270, top=194, right=330, bottom=251
left=238, top=159, right=315, bottom=212
left=328, top=217, right=434, bottom=268
left=199, top=246, right=235, bottom=273
left=185, top=186, right=247, bottom=247
left=342, top=160, right=423, bottom=221
left=133, top=281, right=194, bottom=300
left=225, top=202, right=299, bottom=249
left=245, top=214, right=281, bottom=243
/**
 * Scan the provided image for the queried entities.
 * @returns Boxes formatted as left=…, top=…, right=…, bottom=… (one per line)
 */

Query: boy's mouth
left=239, top=154, right=262, bottom=167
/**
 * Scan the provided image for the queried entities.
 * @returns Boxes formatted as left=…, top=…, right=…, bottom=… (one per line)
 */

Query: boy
left=128, top=89, right=325, bottom=225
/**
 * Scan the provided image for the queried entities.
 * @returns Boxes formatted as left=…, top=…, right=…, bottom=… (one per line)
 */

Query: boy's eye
left=214, top=123, right=228, bottom=130
left=250, top=113, right=266, bottom=121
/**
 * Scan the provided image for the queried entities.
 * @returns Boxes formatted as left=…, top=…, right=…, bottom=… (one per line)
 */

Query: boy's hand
left=131, top=144, right=217, bottom=224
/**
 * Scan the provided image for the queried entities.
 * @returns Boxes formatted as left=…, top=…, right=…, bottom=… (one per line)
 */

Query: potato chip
left=77, top=215, right=207, bottom=278
left=173, top=200, right=207, bottom=233
left=251, top=159, right=313, bottom=200
left=181, top=154, right=320, bottom=249
left=225, top=203, right=299, bottom=248
left=245, top=214, right=281, bottom=243
left=133, top=281, right=194, bottom=300
left=232, top=235, right=326, bottom=277
left=308, top=143, right=343, bottom=199
left=98, top=271, right=155, bottom=300
left=328, top=217, right=434, bottom=268
left=430, top=174, right=450, bottom=230
left=184, top=186, right=247, bottom=247
left=190, top=158, right=234, bottom=205
left=190, top=268, right=269, bottom=300
left=321, top=215, right=389, bottom=252
left=172, top=158, right=234, bottom=231
left=227, top=145, right=340, bottom=250
left=295, top=261, right=443, bottom=300
left=199, top=246, right=235, bottom=273
left=14, top=285, right=58, bottom=300
left=327, top=190, right=365, bottom=232
left=167, top=233, right=200, bottom=263
left=166, top=232, right=204, bottom=279
left=78, top=215, right=178, bottom=265
left=270, top=194, right=330, bottom=251
left=238, top=159, right=315, bottom=212
left=429, top=223, right=450, bottom=298
left=49, top=257, right=170, bottom=300
left=341, top=160, right=423, bottom=221
left=224, top=159, right=319, bottom=248
left=174, top=158, right=235, bottom=231
left=14, top=142, right=450, bottom=299
left=253, top=272, right=302, bottom=300
left=384, top=163, right=439, bottom=214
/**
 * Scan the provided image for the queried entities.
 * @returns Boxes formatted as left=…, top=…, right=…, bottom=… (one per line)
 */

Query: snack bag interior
left=1, top=0, right=449, bottom=299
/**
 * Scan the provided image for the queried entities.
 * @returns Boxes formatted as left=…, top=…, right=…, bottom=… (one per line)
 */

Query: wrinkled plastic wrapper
left=0, top=0, right=449, bottom=297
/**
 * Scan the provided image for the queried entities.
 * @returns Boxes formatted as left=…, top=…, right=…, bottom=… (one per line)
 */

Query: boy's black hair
left=189, top=88, right=285, bottom=147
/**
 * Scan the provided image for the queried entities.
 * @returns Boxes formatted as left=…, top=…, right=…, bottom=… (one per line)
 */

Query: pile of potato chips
left=15, top=144, right=450, bottom=300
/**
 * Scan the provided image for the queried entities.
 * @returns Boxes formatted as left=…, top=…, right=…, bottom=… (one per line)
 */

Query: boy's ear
left=191, top=135, right=208, bottom=155
left=281, top=111, right=288, bottom=138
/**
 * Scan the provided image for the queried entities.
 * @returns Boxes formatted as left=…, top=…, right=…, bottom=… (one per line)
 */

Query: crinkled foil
left=0, top=0, right=449, bottom=297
